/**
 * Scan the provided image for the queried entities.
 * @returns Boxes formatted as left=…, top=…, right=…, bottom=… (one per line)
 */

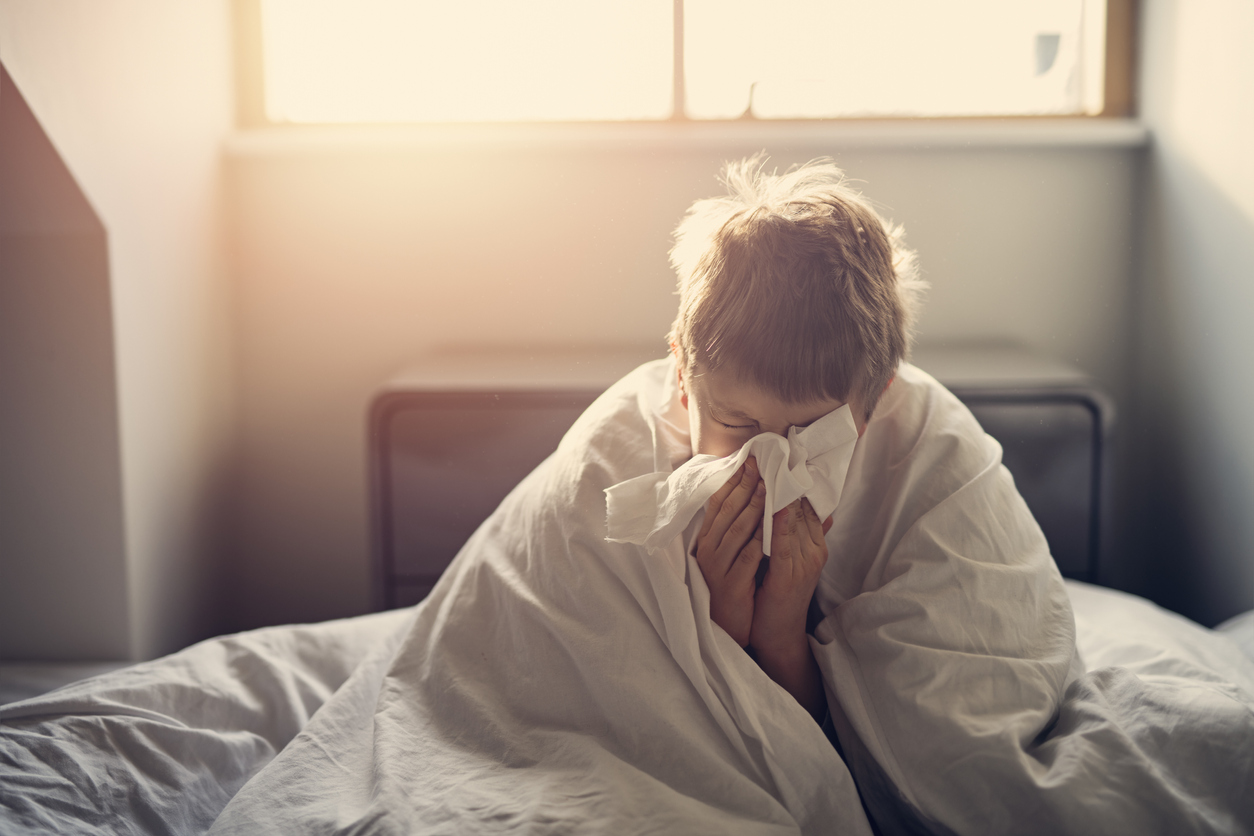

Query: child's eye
left=708, top=408, right=756, bottom=431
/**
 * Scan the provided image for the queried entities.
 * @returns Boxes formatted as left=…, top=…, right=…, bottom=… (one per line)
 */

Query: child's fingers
left=792, top=504, right=812, bottom=574
left=769, top=504, right=796, bottom=568
left=799, top=498, right=825, bottom=550
left=705, top=458, right=759, bottom=550
left=717, top=478, right=766, bottom=576
left=728, top=523, right=765, bottom=587
left=799, top=500, right=831, bottom=577
left=699, top=463, right=744, bottom=540
left=822, top=515, right=834, bottom=536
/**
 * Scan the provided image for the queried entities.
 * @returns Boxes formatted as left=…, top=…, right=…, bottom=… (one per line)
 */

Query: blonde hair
left=667, top=156, right=926, bottom=420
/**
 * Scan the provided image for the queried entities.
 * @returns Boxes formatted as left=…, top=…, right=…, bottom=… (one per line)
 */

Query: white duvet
left=3, top=359, right=1254, bottom=835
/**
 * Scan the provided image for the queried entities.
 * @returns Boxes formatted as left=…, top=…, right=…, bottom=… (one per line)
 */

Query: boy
left=606, top=156, right=1080, bottom=831
left=213, top=158, right=1083, bottom=835
left=669, top=156, right=924, bottom=721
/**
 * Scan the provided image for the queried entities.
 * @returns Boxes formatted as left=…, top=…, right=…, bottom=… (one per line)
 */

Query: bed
left=3, top=346, right=1253, bottom=835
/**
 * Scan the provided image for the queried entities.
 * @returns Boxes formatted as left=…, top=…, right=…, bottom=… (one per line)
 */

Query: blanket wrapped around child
left=209, top=357, right=870, bottom=835
left=203, top=358, right=1254, bottom=835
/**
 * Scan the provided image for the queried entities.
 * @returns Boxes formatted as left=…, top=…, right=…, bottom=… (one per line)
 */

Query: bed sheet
left=1069, top=581, right=1254, bottom=683
left=1, top=584, right=1253, bottom=834
left=0, top=663, right=129, bottom=707
left=0, top=609, right=412, bottom=834
left=1217, top=608, right=1254, bottom=663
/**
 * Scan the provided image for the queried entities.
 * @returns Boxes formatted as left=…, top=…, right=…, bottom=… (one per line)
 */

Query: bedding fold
left=0, top=610, right=412, bottom=835
left=803, top=364, right=1254, bottom=835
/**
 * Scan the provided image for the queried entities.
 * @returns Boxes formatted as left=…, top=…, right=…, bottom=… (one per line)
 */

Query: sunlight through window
left=261, top=0, right=673, bottom=123
left=258, top=0, right=1107, bottom=124
left=685, top=0, right=1105, bottom=118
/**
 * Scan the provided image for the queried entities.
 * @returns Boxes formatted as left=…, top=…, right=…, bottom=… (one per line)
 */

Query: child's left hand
left=748, top=498, right=832, bottom=720
left=750, top=499, right=832, bottom=656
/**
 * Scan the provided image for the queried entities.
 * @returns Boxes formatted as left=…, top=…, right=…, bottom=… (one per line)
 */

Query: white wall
left=12, top=2, right=1232, bottom=641
left=224, top=131, right=1141, bottom=629
left=1, top=60, right=128, bottom=660
left=1131, top=0, right=1254, bottom=625
left=0, top=1, right=235, bottom=658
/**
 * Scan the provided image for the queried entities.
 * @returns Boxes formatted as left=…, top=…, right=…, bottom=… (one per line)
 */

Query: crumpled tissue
left=605, top=404, right=860, bottom=555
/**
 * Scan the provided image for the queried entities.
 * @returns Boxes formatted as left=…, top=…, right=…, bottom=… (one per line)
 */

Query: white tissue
left=605, top=404, right=860, bottom=556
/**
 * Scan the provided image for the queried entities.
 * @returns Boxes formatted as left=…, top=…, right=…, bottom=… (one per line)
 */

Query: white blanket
left=802, top=363, right=1254, bottom=835
left=208, top=358, right=870, bottom=835
left=4, top=359, right=1254, bottom=835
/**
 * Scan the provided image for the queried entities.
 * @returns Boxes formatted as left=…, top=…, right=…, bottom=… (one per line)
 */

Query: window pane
left=683, top=0, right=1106, bottom=119
left=262, top=0, right=673, bottom=123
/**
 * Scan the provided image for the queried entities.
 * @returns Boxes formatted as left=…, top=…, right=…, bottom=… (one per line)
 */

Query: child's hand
left=693, top=457, right=766, bottom=647
left=750, top=499, right=832, bottom=657
left=747, top=499, right=832, bottom=720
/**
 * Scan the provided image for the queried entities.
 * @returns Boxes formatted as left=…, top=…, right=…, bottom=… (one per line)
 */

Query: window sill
left=224, top=118, right=1148, bottom=156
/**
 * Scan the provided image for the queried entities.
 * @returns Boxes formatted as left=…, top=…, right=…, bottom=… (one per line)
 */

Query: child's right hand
left=693, top=457, right=766, bottom=647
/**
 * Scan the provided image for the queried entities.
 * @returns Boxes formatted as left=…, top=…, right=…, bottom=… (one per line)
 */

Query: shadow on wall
left=0, top=62, right=129, bottom=661
left=1130, top=148, right=1254, bottom=627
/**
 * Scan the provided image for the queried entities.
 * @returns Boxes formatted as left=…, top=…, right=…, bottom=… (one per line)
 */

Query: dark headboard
left=369, top=345, right=1112, bottom=610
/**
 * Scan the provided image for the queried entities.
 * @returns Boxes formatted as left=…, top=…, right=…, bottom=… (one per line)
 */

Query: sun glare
left=261, top=0, right=1105, bottom=124
left=685, top=0, right=1104, bottom=119
left=262, top=0, right=673, bottom=123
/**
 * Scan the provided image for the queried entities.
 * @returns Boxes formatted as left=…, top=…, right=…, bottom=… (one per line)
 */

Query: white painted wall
left=0, top=1, right=235, bottom=658
left=11, top=1, right=1245, bottom=640
left=1131, top=0, right=1254, bottom=625
left=224, top=131, right=1141, bottom=629
left=1, top=59, right=128, bottom=660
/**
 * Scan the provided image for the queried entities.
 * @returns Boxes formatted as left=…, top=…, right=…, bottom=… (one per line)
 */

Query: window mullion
left=672, top=0, right=686, bottom=121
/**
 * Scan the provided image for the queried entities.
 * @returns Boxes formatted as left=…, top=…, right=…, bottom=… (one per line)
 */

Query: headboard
left=368, top=345, right=1113, bottom=611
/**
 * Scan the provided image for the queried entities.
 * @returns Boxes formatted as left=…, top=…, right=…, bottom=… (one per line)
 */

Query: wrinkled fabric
left=807, top=362, right=1254, bottom=835
left=207, top=357, right=871, bottom=836
left=0, top=611, right=412, bottom=835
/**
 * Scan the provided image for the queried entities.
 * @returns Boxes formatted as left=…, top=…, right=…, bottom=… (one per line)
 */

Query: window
left=258, top=0, right=674, bottom=123
left=685, top=1, right=1107, bottom=119
left=236, top=0, right=1134, bottom=126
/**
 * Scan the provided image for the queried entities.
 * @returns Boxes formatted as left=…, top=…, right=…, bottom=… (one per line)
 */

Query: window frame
left=232, top=0, right=1136, bottom=129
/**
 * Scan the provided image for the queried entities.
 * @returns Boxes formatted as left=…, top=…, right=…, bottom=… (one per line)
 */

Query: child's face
left=677, top=361, right=863, bottom=458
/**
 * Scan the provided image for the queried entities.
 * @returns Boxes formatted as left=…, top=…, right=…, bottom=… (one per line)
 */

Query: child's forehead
left=692, top=362, right=773, bottom=402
